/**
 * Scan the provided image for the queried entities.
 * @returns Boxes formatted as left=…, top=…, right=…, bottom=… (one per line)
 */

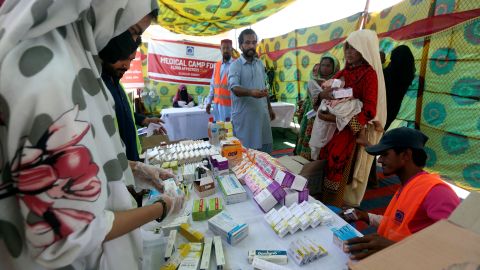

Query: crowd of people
left=0, top=1, right=462, bottom=268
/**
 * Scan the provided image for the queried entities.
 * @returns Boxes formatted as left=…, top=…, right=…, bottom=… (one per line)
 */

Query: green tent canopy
left=156, top=0, right=295, bottom=36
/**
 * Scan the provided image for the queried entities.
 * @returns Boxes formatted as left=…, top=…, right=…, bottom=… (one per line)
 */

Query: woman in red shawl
left=317, top=31, right=385, bottom=207
left=173, top=84, right=195, bottom=108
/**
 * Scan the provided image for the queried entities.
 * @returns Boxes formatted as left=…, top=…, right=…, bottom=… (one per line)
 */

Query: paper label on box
left=306, top=109, right=316, bottom=119
left=219, top=175, right=246, bottom=196
left=277, top=206, right=293, bottom=220
left=178, top=254, right=201, bottom=270
left=254, top=188, right=271, bottom=202
left=332, top=79, right=342, bottom=88
left=199, top=238, right=212, bottom=270
left=254, top=189, right=277, bottom=212
left=291, top=175, right=307, bottom=191
left=333, top=87, right=353, bottom=99
left=214, top=236, right=225, bottom=267
left=274, top=170, right=286, bottom=184
left=265, top=209, right=278, bottom=223
left=199, top=176, right=213, bottom=186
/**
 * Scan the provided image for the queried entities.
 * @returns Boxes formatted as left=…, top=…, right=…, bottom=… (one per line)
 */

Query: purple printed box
left=283, top=188, right=309, bottom=207
left=274, top=170, right=307, bottom=191
left=290, top=175, right=307, bottom=191
left=254, top=189, right=277, bottom=213
left=267, top=181, right=287, bottom=203
left=217, top=157, right=229, bottom=171
left=254, top=181, right=286, bottom=213
left=274, top=170, right=295, bottom=187
left=299, top=188, right=309, bottom=202
left=210, top=155, right=219, bottom=168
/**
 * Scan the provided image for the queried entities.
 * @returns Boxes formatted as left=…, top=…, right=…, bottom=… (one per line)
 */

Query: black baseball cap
left=365, top=127, right=429, bottom=155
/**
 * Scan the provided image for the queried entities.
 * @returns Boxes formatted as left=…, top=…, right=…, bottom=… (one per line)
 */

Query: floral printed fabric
left=0, top=0, right=156, bottom=269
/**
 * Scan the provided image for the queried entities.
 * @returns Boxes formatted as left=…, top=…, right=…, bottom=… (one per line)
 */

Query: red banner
left=120, top=51, right=144, bottom=89
left=147, top=39, right=222, bottom=86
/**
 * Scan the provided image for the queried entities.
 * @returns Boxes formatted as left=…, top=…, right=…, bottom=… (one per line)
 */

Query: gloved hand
left=159, top=191, right=186, bottom=223
left=163, top=193, right=185, bottom=215
left=131, top=161, right=176, bottom=192
left=186, top=101, right=195, bottom=107
left=177, top=100, right=187, bottom=107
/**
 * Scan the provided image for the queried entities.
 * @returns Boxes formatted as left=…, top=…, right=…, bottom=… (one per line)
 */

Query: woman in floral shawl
left=295, top=55, right=339, bottom=160
left=0, top=1, right=183, bottom=269
left=316, top=30, right=386, bottom=207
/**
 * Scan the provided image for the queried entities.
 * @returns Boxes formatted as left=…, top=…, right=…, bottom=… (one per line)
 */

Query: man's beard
left=243, top=48, right=256, bottom=57
left=223, top=54, right=231, bottom=61
left=115, top=68, right=128, bottom=79
left=103, top=63, right=127, bottom=79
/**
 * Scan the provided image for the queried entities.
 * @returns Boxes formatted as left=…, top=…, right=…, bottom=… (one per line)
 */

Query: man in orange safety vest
left=206, top=39, right=234, bottom=121
left=340, top=127, right=460, bottom=260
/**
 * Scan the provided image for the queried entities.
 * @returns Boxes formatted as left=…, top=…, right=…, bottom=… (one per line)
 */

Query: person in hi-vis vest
left=206, top=39, right=234, bottom=121
left=339, top=127, right=460, bottom=260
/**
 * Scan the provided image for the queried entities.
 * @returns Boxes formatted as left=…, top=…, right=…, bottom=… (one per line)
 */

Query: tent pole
left=358, top=0, right=370, bottom=30
left=415, top=0, right=438, bottom=130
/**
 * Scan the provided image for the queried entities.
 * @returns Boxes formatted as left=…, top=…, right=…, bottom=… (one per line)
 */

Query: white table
left=142, top=187, right=359, bottom=270
left=161, top=106, right=210, bottom=141
left=160, top=102, right=295, bottom=142
left=271, top=102, right=296, bottom=128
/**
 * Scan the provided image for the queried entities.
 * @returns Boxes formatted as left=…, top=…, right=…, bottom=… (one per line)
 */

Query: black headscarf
left=99, top=30, right=141, bottom=64
left=383, top=45, right=415, bottom=130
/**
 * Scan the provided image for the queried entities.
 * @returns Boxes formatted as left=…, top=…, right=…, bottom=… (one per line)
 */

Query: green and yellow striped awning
left=156, top=0, right=295, bottom=36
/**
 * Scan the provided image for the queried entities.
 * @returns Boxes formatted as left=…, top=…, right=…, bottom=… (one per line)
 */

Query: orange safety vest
left=213, top=61, right=231, bottom=106
left=377, top=173, right=452, bottom=242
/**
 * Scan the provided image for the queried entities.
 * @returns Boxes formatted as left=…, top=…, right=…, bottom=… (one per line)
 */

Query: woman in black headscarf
left=383, top=45, right=415, bottom=130
left=173, top=84, right=195, bottom=108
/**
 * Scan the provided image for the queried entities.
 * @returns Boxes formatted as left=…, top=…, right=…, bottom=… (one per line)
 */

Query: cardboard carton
left=350, top=192, right=480, bottom=270
left=193, top=176, right=215, bottom=198
left=207, top=197, right=223, bottom=218
left=140, top=134, right=171, bottom=152
left=192, top=199, right=208, bottom=221
left=276, top=155, right=309, bottom=174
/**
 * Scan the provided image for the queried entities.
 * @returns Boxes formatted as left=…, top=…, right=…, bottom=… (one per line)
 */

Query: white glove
left=186, top=101, right=194, bottom=107
left=131, top=161, right=176, bottom=192
left=178, top=100, right=187, bottom=107
left=159, top=192, right=185, bottom=223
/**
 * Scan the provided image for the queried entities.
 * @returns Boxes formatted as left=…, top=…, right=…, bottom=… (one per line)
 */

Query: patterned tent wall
left=156, top=0, right=295, bottom=36
left=259, top=0, right=480, bottom=190
left=365, top=0, right=480, bottom=191
left=258, top=12, right=362, bottom=104
left=138, top=42, right=210, bottom=114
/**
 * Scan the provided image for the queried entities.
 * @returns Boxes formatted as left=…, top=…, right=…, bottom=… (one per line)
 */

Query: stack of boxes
left=193, top=176, right=215, bottom=198
left=146, top=140, right=217, bottom=167
left=216, top=174, right=247, bottom=204
left=273, top=169, right=309, bottom=206
left=208, top=211, right=249, bottom=245
left=264, top=201, right=333, bottom=238
left=161, top=219, right=228, bottom=270
left=254, top=181, right=286, bottom=212
left=288, top=237, right=328, bottom=266
left=220, top=137, right=242, bottom=162
left=192, top=197, right=223, bottom=221
left=232, top=149, right=310, bottom=213
left=331, top=224, right=359, bottom=249
left=210, top=155, right=229, bottom=176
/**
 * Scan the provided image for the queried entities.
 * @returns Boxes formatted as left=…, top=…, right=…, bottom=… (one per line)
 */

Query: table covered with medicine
left=141, top=137, right=362, bottom=270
